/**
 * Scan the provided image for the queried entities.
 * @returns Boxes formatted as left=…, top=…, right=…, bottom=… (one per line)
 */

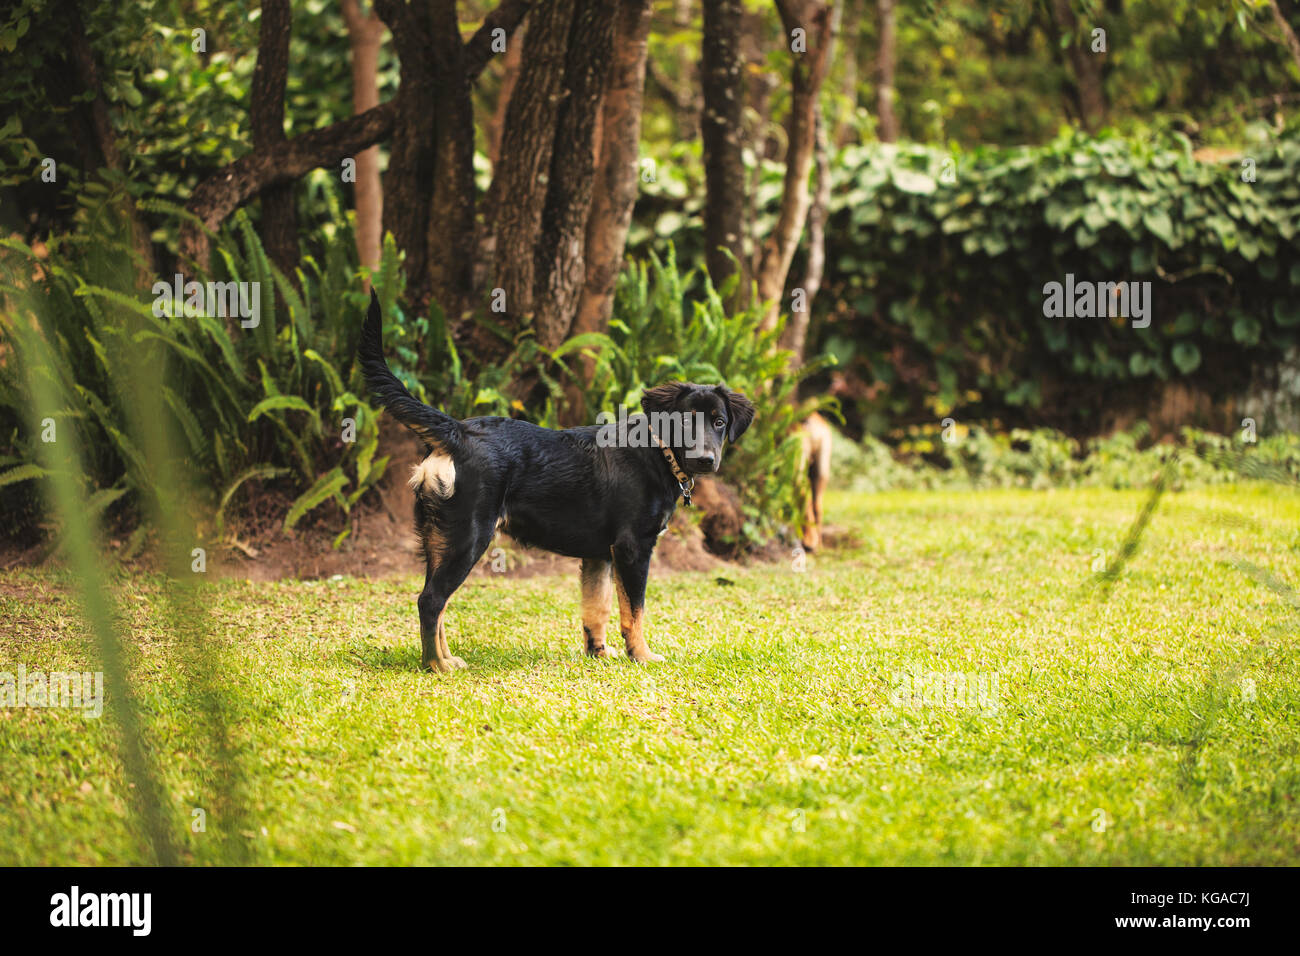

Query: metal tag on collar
left=679, top=477, right=694, bottom=506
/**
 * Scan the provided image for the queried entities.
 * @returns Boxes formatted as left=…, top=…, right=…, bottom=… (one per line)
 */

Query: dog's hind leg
left=580, top=558, right=613, bottom=657
left=417, top=525, right=490, bottom=673
left=418, top=570, right=463, bottom=673
left=612, top=544, right=663, bottom=664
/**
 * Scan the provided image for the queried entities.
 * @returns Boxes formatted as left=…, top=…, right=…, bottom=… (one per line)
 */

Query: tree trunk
left=572, top=0, right=653, bottom=346
left=376, top=0, right=532, bottom=312
left=781, top=110, right=829, bottom=363
left=426, top=0, right=479, bottom=322
left=755, top=0, right=836, bottom=331
left=741, top=3, right=780, bottom=271
left=701, top=0, right=749, bottom=299
left=669, top=0, right=700, bottom=139
left=180, top=2, right=530, bottom=279
left=1049, top=0, right=1106, bottom=130
left=488, top=0, right=576, bottom=353
left=833, top=0, right=859, bottom=147
left=487, top=22, right=524, bottom=171
left=531, top=1, right=617, bottom=350
left=251, top=0, right=299, bottom=279
left=875, top=0, right=899, bottom=143
left=342, top=0, right=387, bottom=279
left=374, top=0, right=437, bottom=304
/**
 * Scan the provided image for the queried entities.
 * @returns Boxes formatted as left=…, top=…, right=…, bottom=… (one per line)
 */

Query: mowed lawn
left=1, top=485, right=1298, bottom=865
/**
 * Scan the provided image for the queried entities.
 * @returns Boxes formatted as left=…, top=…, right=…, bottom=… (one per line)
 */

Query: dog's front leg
left=612, top=545, right=663, bottom=664
left=580, top=558, right=614, bottom=657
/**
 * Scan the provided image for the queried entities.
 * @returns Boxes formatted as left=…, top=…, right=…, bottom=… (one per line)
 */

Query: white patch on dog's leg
left=408, top=452, right=456, bottom=498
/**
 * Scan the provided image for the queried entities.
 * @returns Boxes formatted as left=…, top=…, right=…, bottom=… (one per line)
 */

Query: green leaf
left=247, top=394, right=316, bottom=423
left=217, top=465, right=289, bottom=529
left=1274, top=300, right=1300, bottom=328
left=86, top=486, right=129, bottom=520
left=303, top=348, right=345, bottom=399
left=1171, top=342, right=1202, bottom=375
left=0, top=463, right=50, bottom=487
left=1232, top=317, right=1261, bottom=346
left=891, top=168, right=936, bottom=195
left=1143, top=209, right=1175, bottom=245
left=284, top=468, right=349, bottom=531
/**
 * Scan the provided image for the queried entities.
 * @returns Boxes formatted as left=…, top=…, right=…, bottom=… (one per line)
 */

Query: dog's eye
left=713, top=418, right=725, bottom=431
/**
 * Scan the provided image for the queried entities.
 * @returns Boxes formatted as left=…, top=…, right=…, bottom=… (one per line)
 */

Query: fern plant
left=0, top=197, right=390, bottom=548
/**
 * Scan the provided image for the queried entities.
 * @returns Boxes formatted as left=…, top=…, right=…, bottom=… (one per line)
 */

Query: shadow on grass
left=1083, top=445, right=1300, bottom=794
left=346, top=641, right=563, bottom=674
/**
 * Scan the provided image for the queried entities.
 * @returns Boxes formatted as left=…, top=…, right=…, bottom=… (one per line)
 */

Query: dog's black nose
left=699, top=453, right=717, bottom=471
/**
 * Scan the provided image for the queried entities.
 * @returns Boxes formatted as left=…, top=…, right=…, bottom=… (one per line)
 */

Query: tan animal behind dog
left=800, top=412, right=832, bottom=551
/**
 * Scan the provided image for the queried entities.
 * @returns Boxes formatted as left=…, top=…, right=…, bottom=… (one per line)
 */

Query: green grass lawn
left=2, top=485, right=1298, bottom=865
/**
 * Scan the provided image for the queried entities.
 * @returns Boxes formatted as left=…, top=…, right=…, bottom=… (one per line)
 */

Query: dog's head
left=640, top=382, right=755, bottom=475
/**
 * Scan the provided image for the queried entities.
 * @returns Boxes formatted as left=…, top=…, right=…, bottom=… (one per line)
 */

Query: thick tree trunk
left=701, top=0, right=749, bottom=298
left=875, top=0, right=899, bottom=143
left=251, top=0, right=299, bottom=279
left=182, top=1, right=528, bottom=280
left=375, top=0, right=531, bottom=311
left=532, top=1, right=617, bottom=350
left=426, top=0, right=479, bottom=322
left=1049, top=0, right=1106, bottom=130
left=488, top=0, right=576, bottom=353
left=373, top=0, right=437, bottom=304
left=756, top=0, right=836, bottom=331
left=572, top=0, right=653, bottom=351
left=342, top=0, right=387, bottom=278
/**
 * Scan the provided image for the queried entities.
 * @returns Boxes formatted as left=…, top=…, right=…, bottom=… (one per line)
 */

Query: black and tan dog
left=358, top=293, right=754, bottom=671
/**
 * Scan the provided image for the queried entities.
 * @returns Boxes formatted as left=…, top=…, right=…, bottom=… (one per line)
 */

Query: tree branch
left=465, top=0, right=534, bottom=80
left=179, top=100, right=398, bottom=271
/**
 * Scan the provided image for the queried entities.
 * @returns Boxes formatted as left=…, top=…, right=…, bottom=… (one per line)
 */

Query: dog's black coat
left=357, top=292, right=754, bottom=669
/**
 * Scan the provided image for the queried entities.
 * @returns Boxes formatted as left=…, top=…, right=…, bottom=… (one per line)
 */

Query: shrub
left=0, top=199, right=388, bottom=548
left=629, top=128, right=1300, bottom=435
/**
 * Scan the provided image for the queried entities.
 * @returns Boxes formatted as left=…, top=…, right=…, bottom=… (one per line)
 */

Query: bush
left=0, top=198, right=388, bottom=548
left=629, top=128, right=1300, bottom=435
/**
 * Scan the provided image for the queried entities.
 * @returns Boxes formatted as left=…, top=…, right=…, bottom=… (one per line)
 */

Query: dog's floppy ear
left=641, top=381, right=690, bottom=417
left=716, top=387, right=755, bottom=442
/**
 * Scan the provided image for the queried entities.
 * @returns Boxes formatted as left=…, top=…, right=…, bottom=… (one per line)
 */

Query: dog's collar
left=650, top=431, right=694, bottom=506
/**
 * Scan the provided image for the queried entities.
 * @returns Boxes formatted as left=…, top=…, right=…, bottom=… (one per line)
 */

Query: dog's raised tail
left=358, top=290, right=464, bottom=453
